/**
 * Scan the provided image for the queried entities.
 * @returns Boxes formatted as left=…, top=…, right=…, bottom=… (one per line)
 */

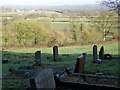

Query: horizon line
left=1, top=3, right=101, bottom=7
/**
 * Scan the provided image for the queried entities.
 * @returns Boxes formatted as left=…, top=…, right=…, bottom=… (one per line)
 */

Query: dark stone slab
left=74, top=53, right=86, bottom=73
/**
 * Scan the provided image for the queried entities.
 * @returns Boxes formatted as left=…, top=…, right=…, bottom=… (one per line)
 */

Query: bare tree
left=101, top=0, right=120, bottom=40
left=91, top=10, right=116, bottom=41
left=101, top=0, right=120, bottom=16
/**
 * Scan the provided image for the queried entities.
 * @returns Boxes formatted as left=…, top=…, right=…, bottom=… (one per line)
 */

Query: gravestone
left=53, top=46, right=58, bottom=61
left=99, top=46, right=104, bottom=60
left=93, top=45, right=97, bottom=63
left=35, top=51, right=41, bottom=65
left=30, top=69, right=56, bottom=90
left=74, top=52, right=86, bottom=73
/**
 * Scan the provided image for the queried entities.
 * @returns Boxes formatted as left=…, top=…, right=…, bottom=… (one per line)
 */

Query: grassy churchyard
left=2, top=41, right=119, bottom=88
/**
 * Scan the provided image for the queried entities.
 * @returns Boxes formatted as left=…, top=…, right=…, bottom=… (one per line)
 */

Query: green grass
left=2, top=79, right=29, bottom=89
left=51, top=22, right=70, bottom=30
left=3, top=42, right=118, bottom=74
left=2, top=41, right=119, bottom=88
left=54, top=17, right=70, bottom=22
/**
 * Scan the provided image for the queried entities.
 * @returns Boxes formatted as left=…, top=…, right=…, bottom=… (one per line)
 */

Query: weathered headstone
left=74, top=52, right=86, bottom=73
left=30, top=69, right=56, bottom=90
left=53, top=46, right=58, bottom=61
left=35, top=51, right=41, bottom=65
left=99, top=46, right=104, bottom=60
left=93, top=45, right=97, bottom=63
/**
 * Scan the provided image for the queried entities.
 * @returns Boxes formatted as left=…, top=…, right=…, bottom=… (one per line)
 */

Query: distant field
left=37, top=17, right=91, bottom=30
left=52, top=22, right=70, bottom=30
left=54, top=17, right=70, bottom=22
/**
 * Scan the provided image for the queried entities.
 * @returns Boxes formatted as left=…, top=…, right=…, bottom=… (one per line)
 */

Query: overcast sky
left=1, top=0, right=101, bottom=6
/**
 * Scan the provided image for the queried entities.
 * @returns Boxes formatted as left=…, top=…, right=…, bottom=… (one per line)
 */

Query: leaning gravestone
left=30, top=69, right=56, bottom=90
left=99, top=46, right=104, bottom=60
left=93, top=45, right=97, bottom=63
left=74, top=52, right=86, bottom=73
left=53, top=46, right=58, bottom=61
left=35, top=51, right=41, bottom=65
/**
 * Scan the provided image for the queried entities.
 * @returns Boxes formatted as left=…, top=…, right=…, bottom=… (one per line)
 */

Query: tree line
left=2, top=9, right=118, bottom=47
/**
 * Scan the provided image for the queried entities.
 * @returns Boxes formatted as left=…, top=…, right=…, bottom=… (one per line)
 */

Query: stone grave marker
left=74, top=52, right=86, bottom=73
left=93, top=45, right=97, bottom=63
left=99, top=46, right=104, bottom=60
left=30, top=69, right=56, bottom=90
left=35, top=51, right=41, bottom=65
left=53, top=46, right=58, bottom=61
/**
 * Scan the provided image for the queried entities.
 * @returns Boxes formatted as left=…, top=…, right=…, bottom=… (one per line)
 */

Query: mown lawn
left=2, top=41, right=119, bottom=88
